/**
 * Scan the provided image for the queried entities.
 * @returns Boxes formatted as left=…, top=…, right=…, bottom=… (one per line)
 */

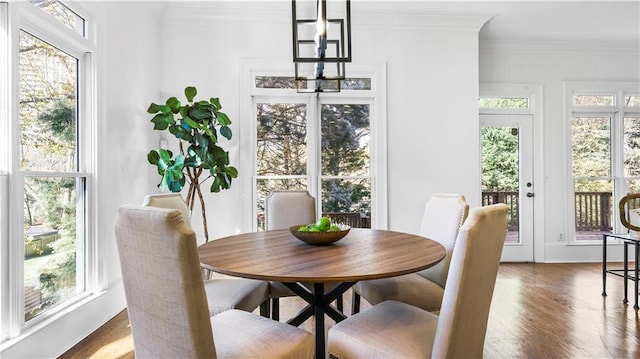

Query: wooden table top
left=198, top=228, right=446, bottom=283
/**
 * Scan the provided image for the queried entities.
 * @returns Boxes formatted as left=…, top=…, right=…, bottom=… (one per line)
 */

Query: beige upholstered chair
left=143, top=193, right=270, bottom=316
left=352, top=193, right=469, bottom=313
left=328, top=204, right=508, bottom=358
left=265, top=190, right=317, bottom=230
left=115, top=206, right=314, bottom=358
left=264, top=190, right=347, bottom=320
left=143, top=193, right=193, bottom=226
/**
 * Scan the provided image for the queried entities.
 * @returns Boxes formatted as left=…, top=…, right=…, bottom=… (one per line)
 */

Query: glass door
left=481, top=114, right=534, bottom=262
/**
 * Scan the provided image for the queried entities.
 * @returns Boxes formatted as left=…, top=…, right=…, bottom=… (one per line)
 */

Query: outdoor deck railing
left=257, top=191, right=618, bottom=233
left=483, top=190, right=616, bottom=232
left=482, top=191, right=519, bottom=230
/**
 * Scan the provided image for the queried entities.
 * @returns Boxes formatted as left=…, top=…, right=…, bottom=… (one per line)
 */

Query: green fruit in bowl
left=298, top=226, right=310, bottom=232
left=315, top=217, right=332, bottom=231
left=328, top=225, right=342, bottom=232
left=309, top=227, right=321, bottom=232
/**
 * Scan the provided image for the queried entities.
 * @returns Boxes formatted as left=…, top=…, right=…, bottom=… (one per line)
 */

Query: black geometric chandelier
left=292, top=0, right=352, bottom=93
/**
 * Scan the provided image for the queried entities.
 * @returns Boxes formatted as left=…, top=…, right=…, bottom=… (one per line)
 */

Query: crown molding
left=480, top=39, right=640, bottom=54
left=162, top=1, right=493, bottom=33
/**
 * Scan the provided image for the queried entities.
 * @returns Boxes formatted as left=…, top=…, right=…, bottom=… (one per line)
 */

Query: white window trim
left=1, top=1, right=98, bottom=341
left=0, top=2, right=10, bottom=342
left=564, top=81, right=640, bottom=244
left=240, top=60, right=388, bottom=232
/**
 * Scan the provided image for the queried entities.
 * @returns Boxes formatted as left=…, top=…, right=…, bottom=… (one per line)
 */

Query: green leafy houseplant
left=146, top=86, right=238, bottom=242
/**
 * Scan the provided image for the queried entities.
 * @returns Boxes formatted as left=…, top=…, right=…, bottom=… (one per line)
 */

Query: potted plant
left=146, top=86, right=238, bottom=242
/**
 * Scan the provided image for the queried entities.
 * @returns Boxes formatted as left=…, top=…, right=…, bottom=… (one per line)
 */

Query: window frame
left=240, top=61, right=387, bottom=232
left=565, top=82, right=640, bottom=243
left=1, top=0, right=97, bottom=340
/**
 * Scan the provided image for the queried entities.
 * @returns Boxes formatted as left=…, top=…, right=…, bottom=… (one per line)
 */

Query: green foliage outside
left=20, top=30, right=80, bottom=320
left=478, top=97, right=528, bottom=109
left=320, top=104, right=370, bottom=214
left=481, top=127, right=519, bottom=191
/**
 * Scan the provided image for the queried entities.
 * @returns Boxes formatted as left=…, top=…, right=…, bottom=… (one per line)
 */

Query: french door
left=480, top=114, right=534, bottom=262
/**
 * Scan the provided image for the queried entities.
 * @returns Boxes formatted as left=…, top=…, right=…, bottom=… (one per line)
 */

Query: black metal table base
left=283, top=282, right=356, bottom=359
left=602, top=233, right=640, bottom=310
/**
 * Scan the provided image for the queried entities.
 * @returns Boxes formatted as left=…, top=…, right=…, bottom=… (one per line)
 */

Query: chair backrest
left=431, top=203, right=508, bottom=359
left=417, top=193, right=470, bottom=287
left=143, top=193, right=191, bottom=227
left=619, top=193, right=640, bottom=232
left=265, top=190, right=316, bottom=230
left=114, top=205, right=216, bottom=358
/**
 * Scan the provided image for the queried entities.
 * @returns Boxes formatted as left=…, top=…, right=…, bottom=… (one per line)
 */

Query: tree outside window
left=19, top=30, right=84, bottom=321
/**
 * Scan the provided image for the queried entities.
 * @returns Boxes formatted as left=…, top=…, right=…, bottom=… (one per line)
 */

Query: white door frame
left=479, top=83, right=544, bottom=262
left=481, top=114, right=534, bottom=262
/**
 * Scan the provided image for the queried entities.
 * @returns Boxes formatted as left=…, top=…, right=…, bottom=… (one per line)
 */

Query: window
left=2, top=0, right=95, bottom=339
left=30, top=0, right=85, bottom=36
left=246, top=70, right=385, bottom=231
left=567, top=83, right=640, bottom=241
left=479, top=96, right=529, bottom=109
left=19, top=30, right=85, bottom=321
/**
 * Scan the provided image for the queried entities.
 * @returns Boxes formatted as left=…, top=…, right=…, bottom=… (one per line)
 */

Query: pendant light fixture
left=292, top=0, right=352, bottom=93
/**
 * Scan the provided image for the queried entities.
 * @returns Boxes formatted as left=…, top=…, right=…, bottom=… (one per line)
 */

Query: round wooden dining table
left=198, top=228, right=446, bottom=359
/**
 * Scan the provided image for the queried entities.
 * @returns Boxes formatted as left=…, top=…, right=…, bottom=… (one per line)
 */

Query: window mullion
left=0, top=0, right=9, bottom=342
left=308, top=95, right=320, bottom=214
left=613, top=110, right=624, bottom=195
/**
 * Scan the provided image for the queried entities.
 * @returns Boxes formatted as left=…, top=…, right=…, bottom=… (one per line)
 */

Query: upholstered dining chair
left=143, top=193, right=270, bottom=317
left=264, top=190, right=346, bottom=320
left=351, top=193, right=469, bottom=313
left=143, top=193, right=193, bottom=226
left=115, top=206, right=314, bottom=358
left=328, top=203, right=508, bottom=358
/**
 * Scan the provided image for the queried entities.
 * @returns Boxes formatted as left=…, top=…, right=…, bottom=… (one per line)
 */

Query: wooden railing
left=574, top=191, right=612, bottom=231
left=482, top=191, right=519, bottom=231
left=322, top=212, right=371, bottom=229
left=484, top=190, right=615, bottom=232
left=256, top=212, right=371, bottom=230
left=258, top=191, right=618, bottom=233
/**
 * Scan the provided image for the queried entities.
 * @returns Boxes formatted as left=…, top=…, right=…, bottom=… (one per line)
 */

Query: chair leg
left=351, top=291, right=361, bottom=314
left=259, top=299, right=270, bottom=317
left=271, top=298, right=280, bottom=321
left=336, top=296, right=343, bottom=313
left=201, top=267, right=212, bottom=280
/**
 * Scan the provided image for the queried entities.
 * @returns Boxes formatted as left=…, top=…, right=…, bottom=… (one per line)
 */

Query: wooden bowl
left=289, top=224, right=351, bottom=245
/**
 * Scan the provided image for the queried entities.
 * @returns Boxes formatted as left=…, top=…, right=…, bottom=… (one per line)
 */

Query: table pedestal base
left=283, top=282, right=356, bottom=359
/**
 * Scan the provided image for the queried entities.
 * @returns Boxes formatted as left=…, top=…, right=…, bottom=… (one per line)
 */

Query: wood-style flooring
left=59, top=263, right=640, bottom=358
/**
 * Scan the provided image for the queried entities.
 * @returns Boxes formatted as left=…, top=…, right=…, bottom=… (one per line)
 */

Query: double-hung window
left=245, top=69, right=387, bottom=231
left=567, top=82, right=640, bottom=241
left=1, top=0, right=96, bottom=339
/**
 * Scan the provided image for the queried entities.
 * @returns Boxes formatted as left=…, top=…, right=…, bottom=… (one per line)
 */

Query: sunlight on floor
left=89, top=336, right=134, bottom=359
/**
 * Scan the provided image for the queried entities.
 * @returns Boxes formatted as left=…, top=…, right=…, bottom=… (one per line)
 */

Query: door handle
left=527, top=192, right=534, bottom=198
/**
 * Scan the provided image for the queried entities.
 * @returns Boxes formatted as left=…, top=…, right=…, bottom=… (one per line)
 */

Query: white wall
left=0, top=2, right=162, bottom=357
left=480, top=41, right=640, bottom=262
left=99, top=1, right=164, bottom=286
left=158, top=1, right=490, bottom=241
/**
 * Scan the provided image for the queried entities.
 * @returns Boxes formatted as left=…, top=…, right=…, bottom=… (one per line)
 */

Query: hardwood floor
left=60, top=263, right=640, bottom=358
